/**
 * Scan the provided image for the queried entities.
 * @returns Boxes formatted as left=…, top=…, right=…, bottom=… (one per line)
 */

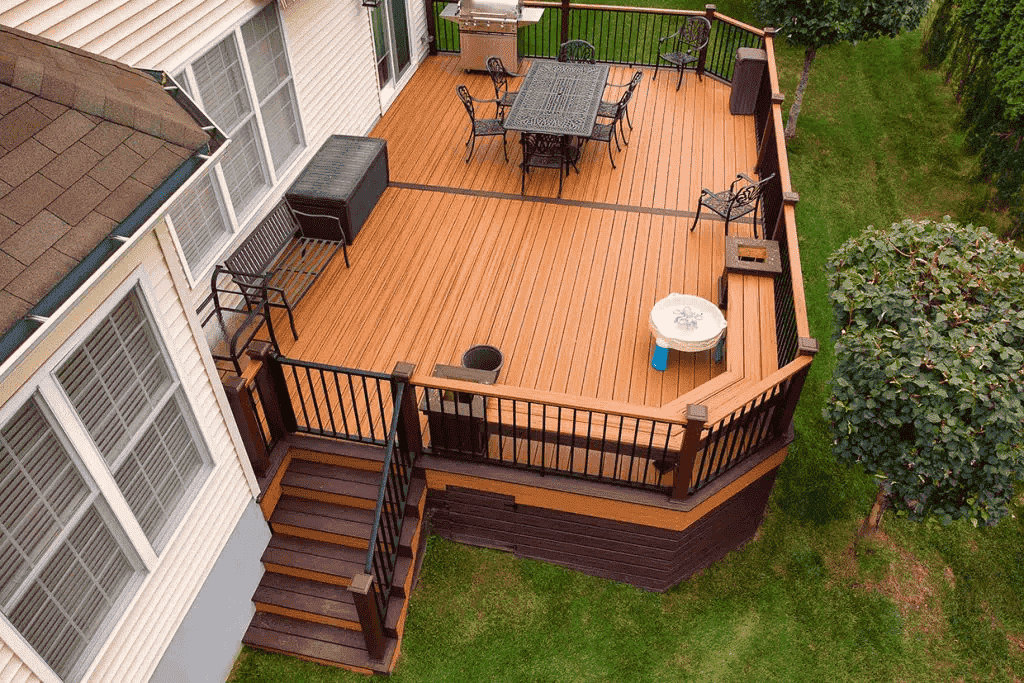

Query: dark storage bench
left=286, top=135, right=389, bottom=245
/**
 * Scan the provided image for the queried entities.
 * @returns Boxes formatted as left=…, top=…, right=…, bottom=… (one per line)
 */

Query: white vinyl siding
left=0, top=400, right=139, bottom=682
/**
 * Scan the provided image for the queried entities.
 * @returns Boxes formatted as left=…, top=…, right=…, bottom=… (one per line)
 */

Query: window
left=168, top=3, right=304, bottom=280
left=0, top=286, right=211, bottom=680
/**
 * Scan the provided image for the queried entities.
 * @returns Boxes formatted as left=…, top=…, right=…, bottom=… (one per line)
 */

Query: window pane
left=167, top=172, right=232, bottom=274
left=218, top=118, right=268, bottom=217
left=56, top=293, right=172, bottom=464
left=192, top=36, right=252, bottom=133
left=260, top=83, right=302, bottom=170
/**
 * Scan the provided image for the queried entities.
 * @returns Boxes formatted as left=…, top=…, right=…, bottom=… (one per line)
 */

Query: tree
left=825, top=218, right=1024, bottom=532
left=757, top=0, right=929, bottom=139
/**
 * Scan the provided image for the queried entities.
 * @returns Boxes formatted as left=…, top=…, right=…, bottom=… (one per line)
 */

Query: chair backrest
left=669, top=16, right=711, bottom=54
left=456, top=84, right=476, bottom=122
left=727, top=173, right=776, bottom=212
left=486, top=56, right=513, bottom=99
left=625, top=69, right=644, bottom=96
left=521, top=133, right=565, bottom=169
left=558, top=39, right=596, bottom=63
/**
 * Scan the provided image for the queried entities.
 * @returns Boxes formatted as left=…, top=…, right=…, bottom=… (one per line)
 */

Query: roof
left=0, top=25, right=211, bottom=339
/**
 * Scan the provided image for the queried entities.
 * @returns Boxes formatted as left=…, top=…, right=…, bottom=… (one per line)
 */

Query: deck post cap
left=686, top=404, right=709, bottom=422
left=349, top=573, right=374, bottom=594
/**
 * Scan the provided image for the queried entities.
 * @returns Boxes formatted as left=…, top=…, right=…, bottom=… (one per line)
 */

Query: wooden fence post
left=672, top=404, right=708, bottom=500
left=249, top=341, right=297, bottom=437
left=770, top=338, right=818, bottom=435
left=698, top=4, right=716, bottom=77
left=391, top=362, right=422, bottom=459
left=560, top=0, right=571, bottom=47
left=349, top=573, right=387, bottom=660
left=223, top=376, right=270, bottom=477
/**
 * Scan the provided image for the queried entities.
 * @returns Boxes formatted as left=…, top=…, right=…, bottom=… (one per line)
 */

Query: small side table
left=649, top=293, right=727, bottom=371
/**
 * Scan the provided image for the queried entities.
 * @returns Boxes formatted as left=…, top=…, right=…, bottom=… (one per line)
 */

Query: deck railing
left=428, top=2, right=764, bottom=79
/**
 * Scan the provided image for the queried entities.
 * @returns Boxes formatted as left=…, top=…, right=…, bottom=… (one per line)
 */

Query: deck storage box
left=729, top=48, right=767, bottom=115
left=286, top=135, right=389, bottom=244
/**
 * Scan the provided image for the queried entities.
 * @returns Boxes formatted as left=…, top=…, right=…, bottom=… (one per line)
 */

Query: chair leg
left=502, top=133, right=508, bottom=162
left=690, top=203, right=703, bottom=231
left=676, top=66, right=684, bottom=91
left=465, top=133, right=475, bottom=162
left=607, top=137, right=616, bottom=169
left=724, top=216, right=730, bottom=237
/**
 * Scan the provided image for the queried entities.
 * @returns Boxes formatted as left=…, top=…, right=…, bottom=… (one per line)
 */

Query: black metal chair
left=558, top=39, right=596, bottom=64
left=456, top=84, right=507, bottom=163
left=587, top=86, right=633, bottom=169
left=654, top=16, right=711, bottom=90
left=597, top=70, right=643, bottom=145
left=486, top=56, right=521, bottom=118
left=690, top=172, right=776, bottom=237
left=520, top=133, right=579, bottom=197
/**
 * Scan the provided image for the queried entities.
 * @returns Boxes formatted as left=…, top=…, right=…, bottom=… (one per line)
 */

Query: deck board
left=279, top=55, right=776, bottom=411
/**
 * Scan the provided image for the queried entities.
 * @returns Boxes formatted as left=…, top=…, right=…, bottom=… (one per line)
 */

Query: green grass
left=230, top=7, right=1024, bottom=683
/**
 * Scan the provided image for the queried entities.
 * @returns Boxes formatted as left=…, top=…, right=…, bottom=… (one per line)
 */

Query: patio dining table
left=503, top=60, right=611, bottom=167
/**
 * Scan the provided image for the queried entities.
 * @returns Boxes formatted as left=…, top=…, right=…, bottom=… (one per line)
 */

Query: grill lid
left=459, top=0, right=521, bottom=20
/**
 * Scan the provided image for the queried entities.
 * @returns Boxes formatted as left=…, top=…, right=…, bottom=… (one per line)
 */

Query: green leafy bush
left=825, top=218, right=1024, bottom=527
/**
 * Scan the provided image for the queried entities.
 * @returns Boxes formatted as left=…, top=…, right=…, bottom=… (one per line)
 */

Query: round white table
left=648, top=293, right=727, bottom=371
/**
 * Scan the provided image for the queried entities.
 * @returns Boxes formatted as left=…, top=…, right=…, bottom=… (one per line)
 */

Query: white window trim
left=0, top=269, right=217, bottom=683
left=166, top=2, right=306, bottom=289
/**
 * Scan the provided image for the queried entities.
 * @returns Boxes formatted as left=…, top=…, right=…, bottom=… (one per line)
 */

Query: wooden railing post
left=560, top=0, right=571, bottom=47
left=698, top=4, right=716, bottom=77
left=391, top=362, right=422, bottom=459
left=248, top=341, right=297, bottom=437
left=349, top=573, right=387, bottom=660
left=770, top=339, right=817, bottom=435
left=425, top=0, right=438, bottom=55
left=223, top=376, right=270, bottom=477
left=672, top=404, right=708, bottom=500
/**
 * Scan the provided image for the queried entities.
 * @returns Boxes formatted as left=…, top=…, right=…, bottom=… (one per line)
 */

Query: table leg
left=651, top=341, right=670, bottom=371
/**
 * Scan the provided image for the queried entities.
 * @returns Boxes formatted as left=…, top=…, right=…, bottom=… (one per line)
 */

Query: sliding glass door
left=370, top=0, right=411, bottom=108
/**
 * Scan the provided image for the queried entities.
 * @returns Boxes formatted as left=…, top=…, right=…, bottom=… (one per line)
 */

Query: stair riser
left=254, top=603, right=361, bottom=631
left=263, top=563, right=353, bottom=587
left=281, top=486, right=377, bottom=510
left=271, top=523, right=369, bottom=550
left=242, top=643, right=378, bottom=676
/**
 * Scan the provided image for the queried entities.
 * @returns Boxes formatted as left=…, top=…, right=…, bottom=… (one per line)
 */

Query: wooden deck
left=280, top=55, right=776, bottom=411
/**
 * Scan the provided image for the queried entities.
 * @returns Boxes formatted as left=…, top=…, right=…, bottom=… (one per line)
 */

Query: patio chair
left=486, top=56, right=521, bottom=118
left=558, top=39, right=596, bottom=64
left=586, top=86, right=633, bottom=169
left=597, top=70, right=643, bottom=145
left=654, top=16, right=711, bottom=90
left=520, top=133, right=579, bottom=197
left=690, top=172, right=776, bottom=237
left=457, top=84, right=507, bottom=163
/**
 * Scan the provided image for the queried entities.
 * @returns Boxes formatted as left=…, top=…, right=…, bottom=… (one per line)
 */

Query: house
left=0, top=0, right=431, bottom=680
left=1, top=1, right=815, bottom=680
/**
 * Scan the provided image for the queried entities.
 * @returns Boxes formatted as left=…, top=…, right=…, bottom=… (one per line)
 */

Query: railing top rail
left=524, top=2, right=702, bottom=17
left=412, top=373, right=690, bottom=425
left=706, top=354, right=812, bottom=425
left=272, top=353, right=392, bottom=381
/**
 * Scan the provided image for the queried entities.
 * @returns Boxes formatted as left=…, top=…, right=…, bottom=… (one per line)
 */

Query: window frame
left=164, top=2, right=305, bottom=289
left=0, top=270, right=216, bottom=683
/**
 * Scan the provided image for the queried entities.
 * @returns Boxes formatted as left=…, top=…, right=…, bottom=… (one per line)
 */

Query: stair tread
left=272, top=498, right=373, bottom=540
left=262, top=535, right=365, bottom=577
left=276, top=496, right=375, bottom=524
left=282, top=471, right=380, bottom=501
left=254, top=573, right=358, bottom=622
left=287, top=460, right=382, bottom=486
left=245, top=613, right=396, bottom=671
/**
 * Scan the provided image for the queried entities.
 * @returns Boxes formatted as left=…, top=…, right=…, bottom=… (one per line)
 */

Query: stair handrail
left=363, top=382, right=412, bottom=628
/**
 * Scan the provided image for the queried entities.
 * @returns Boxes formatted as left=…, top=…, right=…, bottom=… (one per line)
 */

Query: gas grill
left=440, top=0, right=544, bottom=72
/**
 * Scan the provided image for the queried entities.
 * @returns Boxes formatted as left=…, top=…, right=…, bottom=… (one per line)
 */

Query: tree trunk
left=784, top=47, right=817, bottom=141
left=858, top=484, right=889, bottom=537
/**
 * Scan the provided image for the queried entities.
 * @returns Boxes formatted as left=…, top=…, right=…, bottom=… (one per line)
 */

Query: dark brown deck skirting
left=425, top=467, right=778, bottom=592
left=387, top=181, right=756, bottom=224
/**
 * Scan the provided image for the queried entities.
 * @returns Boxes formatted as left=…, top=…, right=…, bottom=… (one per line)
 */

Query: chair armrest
left=291, top=208, right=347, bottom=244
left=470, top=95, right=501, bottom=105
left=737, top=172, right=757, bottom=185
left=658, top=34, right=674, bottom=44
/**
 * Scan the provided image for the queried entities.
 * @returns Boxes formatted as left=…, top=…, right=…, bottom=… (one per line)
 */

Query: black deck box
left=286, top=135, right=389, bottom=245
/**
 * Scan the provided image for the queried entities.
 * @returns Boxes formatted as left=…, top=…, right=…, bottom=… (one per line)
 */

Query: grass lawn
left=230, top=5, right=1023, bottom=682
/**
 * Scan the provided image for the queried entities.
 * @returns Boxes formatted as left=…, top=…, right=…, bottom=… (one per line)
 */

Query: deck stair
left=243, top=442, right=427, bottom=674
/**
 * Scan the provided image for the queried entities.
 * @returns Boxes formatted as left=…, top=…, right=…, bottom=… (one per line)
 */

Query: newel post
left=223, top=376, right=270, bottom=477
left=560, top=0, right=571, bottom=47
left=424, top=0, right=438, bottom=55
left=349, top=573, right=387, bottom=661
left=698, top=5, right=716, bottom=77
left=770, top=338, right=818, bottom=436
left=249, top=341, right=297, bottom=437
left=672, top=404, right=708, bottom=500
left=391, top=362, right=422, bottom=459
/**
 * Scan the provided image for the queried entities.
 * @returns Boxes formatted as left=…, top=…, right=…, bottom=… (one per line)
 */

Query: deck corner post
left=349, top=573, right=387, bottom=661
left=391, top=362, right=422, bottom=459
left=770, top=357, right=814, bottom=437
left=250, top=343, right=297, bottom=437
left=222, top=375, right=270, bottom=477
left=672, top=404, right=708, bottom=500
left=560, top=0, right=571, bottom=47
left=699, top=5, right=716, bottom=77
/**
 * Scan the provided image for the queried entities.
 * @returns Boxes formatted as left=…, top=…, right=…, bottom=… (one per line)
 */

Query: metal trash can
left=729, top=48, right=767, bottom=115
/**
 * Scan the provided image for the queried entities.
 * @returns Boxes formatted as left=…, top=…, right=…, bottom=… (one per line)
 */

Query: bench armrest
left=291, top=208, right=347, bottom=244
